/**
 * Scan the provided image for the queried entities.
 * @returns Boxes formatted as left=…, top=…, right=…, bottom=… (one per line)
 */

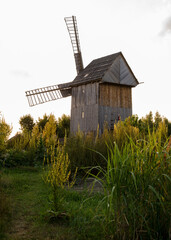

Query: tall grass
left=66, top=125, right=112, bottom=172
left=90, top=129, right=171, bottom=239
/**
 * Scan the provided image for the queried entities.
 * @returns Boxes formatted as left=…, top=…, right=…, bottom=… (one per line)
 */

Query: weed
left=43, top=136, right=77, bottom=219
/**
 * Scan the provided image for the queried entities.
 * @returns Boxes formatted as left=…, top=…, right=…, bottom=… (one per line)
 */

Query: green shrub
left=3, top=149, right=33, bottom=167
left=0, top=114, right=12, bottom=160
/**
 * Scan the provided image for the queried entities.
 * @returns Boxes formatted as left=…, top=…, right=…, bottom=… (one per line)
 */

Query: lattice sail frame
left=65, top=16, right=84, bottom=74
left=25, top=85, right=71, bottom=107
left=25, top=16, right=82, bottom=107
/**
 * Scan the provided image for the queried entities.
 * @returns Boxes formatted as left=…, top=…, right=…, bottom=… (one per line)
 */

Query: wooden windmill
left=26, top=16, right=139, bottom=135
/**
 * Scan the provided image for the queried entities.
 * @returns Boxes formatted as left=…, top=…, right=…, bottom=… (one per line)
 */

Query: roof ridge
left=90, top=51, right=121, bottom=63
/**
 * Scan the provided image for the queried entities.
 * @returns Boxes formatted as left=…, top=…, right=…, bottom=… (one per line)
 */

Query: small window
left=82, top=111, right=84, bottom=119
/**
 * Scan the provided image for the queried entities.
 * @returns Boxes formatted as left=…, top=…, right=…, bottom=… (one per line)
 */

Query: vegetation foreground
left=0, top=111, right=171, bottom=239
left=0, top=167, right=105, bottom=240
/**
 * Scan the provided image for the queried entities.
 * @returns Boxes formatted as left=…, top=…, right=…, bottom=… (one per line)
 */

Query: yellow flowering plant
left=43, top=135, right=77, bottom=215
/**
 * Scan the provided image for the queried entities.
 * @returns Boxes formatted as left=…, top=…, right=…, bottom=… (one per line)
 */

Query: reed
left=89, top=129, right=171, bottom=239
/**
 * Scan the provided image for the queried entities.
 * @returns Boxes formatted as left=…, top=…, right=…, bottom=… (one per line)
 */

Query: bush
left=0, top=114, right=12, bottom=159
left=3, top=149, right=33, bottom=167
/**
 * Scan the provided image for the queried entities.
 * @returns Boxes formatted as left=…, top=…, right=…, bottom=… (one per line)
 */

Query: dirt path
left=8, top=217, right=30, bottom=240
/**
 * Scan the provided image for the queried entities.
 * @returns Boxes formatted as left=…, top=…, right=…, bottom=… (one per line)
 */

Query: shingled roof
left=59, top=52, right=138, bottom=89
left=73, top=52, right=120, bottom=83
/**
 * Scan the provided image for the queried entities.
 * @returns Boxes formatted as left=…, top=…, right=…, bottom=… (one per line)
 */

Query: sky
left=0, top=0, right=171, bottom=136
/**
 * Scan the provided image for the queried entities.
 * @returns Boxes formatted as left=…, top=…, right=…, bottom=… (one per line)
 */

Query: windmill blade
left=25, top=84, right=71, bottom=107
left=65, top=16, right=84, bottom=74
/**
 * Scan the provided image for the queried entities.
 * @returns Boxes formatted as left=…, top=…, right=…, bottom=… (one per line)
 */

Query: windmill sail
left=65, top=16, right=84, bottom=74
left=25, top=84, right=71, bottom=107
left=25, top=16, right=83, bottom=107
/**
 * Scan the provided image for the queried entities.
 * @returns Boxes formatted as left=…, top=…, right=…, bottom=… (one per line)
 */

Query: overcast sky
left=0, top=0, right=171, bottom=136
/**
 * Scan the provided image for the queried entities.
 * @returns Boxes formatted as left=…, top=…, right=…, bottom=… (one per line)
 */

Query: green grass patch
left=1, top=167, right=105, bottom=240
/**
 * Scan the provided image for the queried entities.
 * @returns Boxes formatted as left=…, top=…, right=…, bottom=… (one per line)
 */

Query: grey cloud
left=159, top=15, right=171, bottom=36
left=10, top=70, right=31, bottom=78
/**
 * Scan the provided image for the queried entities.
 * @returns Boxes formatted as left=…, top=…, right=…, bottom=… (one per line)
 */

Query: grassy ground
left=0, top=167, right=105, bottom=240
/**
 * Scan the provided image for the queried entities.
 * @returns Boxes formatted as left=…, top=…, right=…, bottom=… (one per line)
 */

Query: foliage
left=6, top=132, right=23, bottom=149
left=4, top=149, right=33, bottom=167
left=0, top=114, right=12, bottom=155
left=42, top=114, right=57, bottom=148
left=1, top=111, right=170, bottom=239
left=113, top=119, right=139, bottom=149
left=43, top=136, right=77, bottom=215
left=129, top=112, right=171, bottom=137
left=5, top=111, right=170, bottom=170
left=37, top=114, right=49, bottom=131
left=19, top=114, right=35, bottom=133
left=1, top=167, right=106, bottom=240
left=89, top=130, right=171, bottom=240
left=5, top=131, right=39, bottom=167
left=34, top=134, right=46, bottom=164
left=66, top=113, right=170, bottom=172
left=66, top=126, right=109, bottom=172
left=6, top=113, right=70, bottom=167
left=57, top=114, right=70, bottom=138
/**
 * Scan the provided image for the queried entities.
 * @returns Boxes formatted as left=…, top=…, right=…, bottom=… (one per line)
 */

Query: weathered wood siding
left=99, top=83, right=132, bottom=131
left=70, top=56, right=135, bottom=135
left=99, top=83, right=132, bottom=108
left=70, top=83, right=99, bottom=133
left=102, top=55, right=138, bottom=87
left=120, top=58, right=137, bottom=86
left=99, top=106, right=132, bottom=131
left=70, top=82, right=132, bottom=134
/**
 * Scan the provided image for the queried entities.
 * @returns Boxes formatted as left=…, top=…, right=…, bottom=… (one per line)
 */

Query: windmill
left=26, top=16, right=139, bottom=135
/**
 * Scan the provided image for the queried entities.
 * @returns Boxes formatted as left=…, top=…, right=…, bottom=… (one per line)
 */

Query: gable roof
left=73, top=52, right=121, bottom=83
left=59, top=52, right=139, bottom=89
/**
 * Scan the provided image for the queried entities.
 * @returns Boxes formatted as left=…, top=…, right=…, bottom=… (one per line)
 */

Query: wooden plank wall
left=99, top=83, right=132, bottom=131
left=70, top=83, right=99, bottom=133
left=99, top=106, right=132, bottom=131
left=99, top=83, right=132, bottom=108
left=70, top=82, right=133, bottom=134
left=102, top=55, right=138, bottom=87
left=120, top=58, right=137, bottom=86
left=102, top=56, right=120, bottom=84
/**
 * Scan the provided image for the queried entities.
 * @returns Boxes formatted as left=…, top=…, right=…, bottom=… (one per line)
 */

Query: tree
left=57, top=114, right=70, bottom=138
left=0, top=113, right=12, bottom=154
left=43, top=114, right=57, bottom=148
left=154, top=111, right=162, bottom=129
left=145, top=111, right=154, bottom=130
left=19, top=114, right=35, bottom=133
left=37, top=114, right=49, bottom=132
